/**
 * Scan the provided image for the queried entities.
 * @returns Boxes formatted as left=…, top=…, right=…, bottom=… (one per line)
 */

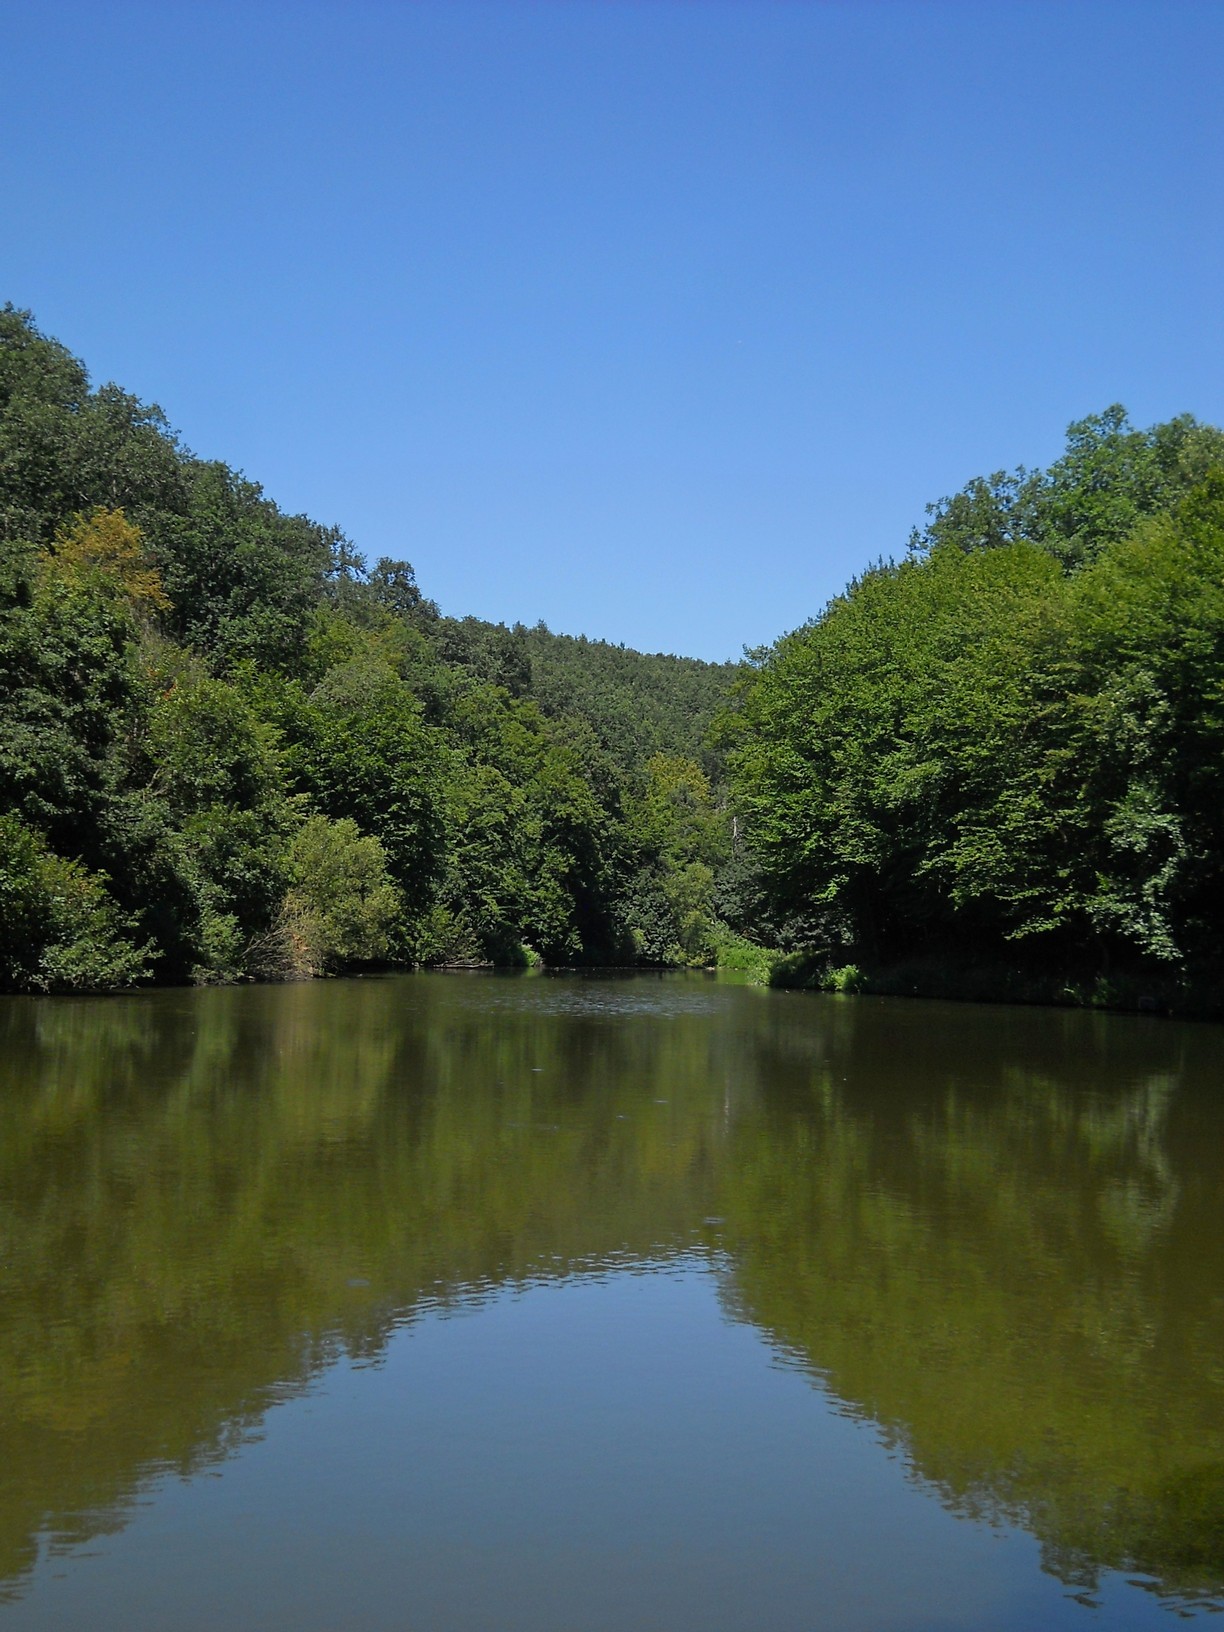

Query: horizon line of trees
left=6, top=302, right=1224, bottom=1010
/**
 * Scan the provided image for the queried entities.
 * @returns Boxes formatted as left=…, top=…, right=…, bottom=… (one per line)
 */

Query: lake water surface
left=1, top=972, right=1222, bottom=1629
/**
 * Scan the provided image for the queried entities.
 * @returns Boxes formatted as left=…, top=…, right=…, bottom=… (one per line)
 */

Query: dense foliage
left=6, top=304, right=1224, bottom=1008
left=0, top=307, right=740, bottom=990
left=729, top=408, right=1224, bottom=1007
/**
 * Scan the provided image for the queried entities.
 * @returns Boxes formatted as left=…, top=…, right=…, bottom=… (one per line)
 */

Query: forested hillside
left=421, top=613, right=736, bottom=777
left=728, top=408, right=1224, bottom=1010
left=6, top=303, right=1224, bottom=1012
left=0, top=307, right=741, bottom=991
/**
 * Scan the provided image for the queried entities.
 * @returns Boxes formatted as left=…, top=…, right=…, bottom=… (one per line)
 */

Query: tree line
left=0, top=306, right=740, bottom=990
left=727, top=406, right=1224, bottom=1008
left=6, top=303, right=1224, bottom=1009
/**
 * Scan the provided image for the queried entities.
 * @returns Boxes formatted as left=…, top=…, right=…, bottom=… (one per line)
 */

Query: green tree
left=913, top=406, right=1224, bottom=573
left=442, top=683, right=624, bottom=964
left=153, top=462, right=329, bottom=673
left=0, top=531, right=139, bottom=863
left=0, top=306, right=186, bottom=548
left=0, top=813, right=151, bottom=991
left=281, top=815, right=401, bottom=972
left=291, top=659, right=446, bottom=927
left=728, top=544, right=1076, bottom=960
left=623, top=755, right=728, bottom=963
left=1066, top=473, right=1224, bottom=967
left=145, top=668, right=296, bottom=979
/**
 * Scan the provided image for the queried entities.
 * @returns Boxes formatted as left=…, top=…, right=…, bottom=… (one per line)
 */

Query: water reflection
left=0, top=975, right=1221, bottom=1612
left=716, top=997, right=1224, bottom=1606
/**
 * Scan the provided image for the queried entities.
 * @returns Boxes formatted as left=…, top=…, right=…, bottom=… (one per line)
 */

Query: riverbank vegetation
left=728, top=408, right=1224, bottom=1012
left=0, top=307, right=741, bottom=991
left=5, top=304, right=1224, bottom=1010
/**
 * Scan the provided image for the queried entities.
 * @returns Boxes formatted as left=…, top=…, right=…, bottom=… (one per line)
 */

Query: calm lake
left=1, top=972, right=1222, bottom=1630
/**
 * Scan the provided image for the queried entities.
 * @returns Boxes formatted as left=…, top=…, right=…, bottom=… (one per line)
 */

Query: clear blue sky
left=4, top=1, right=1221, bottom=661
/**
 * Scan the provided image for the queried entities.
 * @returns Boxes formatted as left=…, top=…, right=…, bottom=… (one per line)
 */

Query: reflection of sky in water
left=2, top=1268, right=1177, bottom=1632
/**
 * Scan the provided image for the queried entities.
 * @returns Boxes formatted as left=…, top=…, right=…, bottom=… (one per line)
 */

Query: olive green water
left=1, top=972, right=1222, bottom=1630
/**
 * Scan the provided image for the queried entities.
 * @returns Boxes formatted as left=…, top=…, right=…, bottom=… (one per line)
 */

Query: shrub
left=713, top=933, right=778, bottom=984
left=0, top=814, right=153, bottom=991
left=283, top=815, right=401, bottom=973
left=825, top=962, right=867, bottom=994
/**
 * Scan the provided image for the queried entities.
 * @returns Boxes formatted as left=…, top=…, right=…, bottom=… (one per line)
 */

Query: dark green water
left=1, top=972, right=1222, bottom=1630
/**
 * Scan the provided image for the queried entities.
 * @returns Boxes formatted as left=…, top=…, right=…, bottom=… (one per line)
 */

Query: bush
left=768, top=950, right=829, bottom=990
left=282, top=815, right=401, bottom=973
left=714, top=933, right=778, bottom=984
left=0, top=815, right=152, bottom=991
left=825, top=962, right=867, bottom=994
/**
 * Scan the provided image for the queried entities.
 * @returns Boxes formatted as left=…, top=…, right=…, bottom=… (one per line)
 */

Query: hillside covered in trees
left=729, top=407, right=1224, bottom=1010
left=0, top=306, right=741, bottom=991
left=5, top=304, right=1224, bottom=1012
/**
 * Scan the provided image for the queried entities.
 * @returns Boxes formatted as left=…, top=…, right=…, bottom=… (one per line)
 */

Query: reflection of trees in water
left=717, top=997, right=1224, bottom=1604
left=1, top=978, right=1222, bottom=1607
left=0, top=976, right=740, bottom=1596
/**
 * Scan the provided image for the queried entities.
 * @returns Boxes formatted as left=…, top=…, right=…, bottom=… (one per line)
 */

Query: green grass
left=713, top=933, right=780, bottom=985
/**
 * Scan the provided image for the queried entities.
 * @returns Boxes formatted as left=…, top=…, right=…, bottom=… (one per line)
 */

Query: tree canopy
left=0, top=306, right=741, bottom=990
left=729, top=424, right=1224, bottom=1008
left=6, top=305, right=1224, bottom=1008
